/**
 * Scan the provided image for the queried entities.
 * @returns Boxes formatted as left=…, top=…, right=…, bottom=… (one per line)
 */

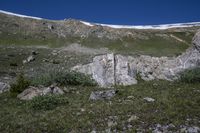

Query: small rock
left=143, top=97, right=155, bottom=102
left=187, top=126, right=200, bottom=133
left=89, top=90, right=117, bottom=100
left=81, top=108, right=85, bottom=112
left=128, top=115, right=138, bottom=122
left=107, top=120, right=117, bottom=127
left=127, top=96, right=134, bottom=99
left=0, top=82, right=10, bottom=94
left=23, top=55, right=35, bottom=64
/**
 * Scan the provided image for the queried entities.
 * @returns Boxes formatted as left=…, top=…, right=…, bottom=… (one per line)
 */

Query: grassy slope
left=0, top=13, right=199, bottom=56
left=0, top=81, right=199, bottom=132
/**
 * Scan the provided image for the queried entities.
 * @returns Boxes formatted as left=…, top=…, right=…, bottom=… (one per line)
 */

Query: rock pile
left=17, top=85, right=64, bottom=100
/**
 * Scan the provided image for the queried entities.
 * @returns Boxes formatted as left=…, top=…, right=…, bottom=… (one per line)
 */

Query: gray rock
left=89, top=90, right=117, bottom=100
left=0, top=82, right=10, bottom=94
left=127, top=115, right=138, bottom=122
left=187, top=126, right=200, bottom=133
left=143, top=97, right=155, bottom=102
left=92, top=54, right=115, bottom=87
left=23, top=55, right=35, bottom=64
left=193, top=30, right=200, bottom=51
left=180, top=126, right=200, bottom=133
left=115, top=55, right=137, bottom=85
left=73, top=54, right=115, bottom=87
left=17, top=85, right=64, bottom=100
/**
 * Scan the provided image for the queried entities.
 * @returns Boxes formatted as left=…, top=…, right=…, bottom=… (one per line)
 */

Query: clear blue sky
left=0, top=0, right=200, bottom=25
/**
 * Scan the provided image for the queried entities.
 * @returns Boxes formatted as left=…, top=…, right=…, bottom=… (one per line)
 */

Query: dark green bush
left=29, top=95, right=68, bottom=110
left=31, top=71, right=96, bottom=87
left=10, top=74, right=30, bottom=96
left=31, top=71, right=59, bottom=87
left=55, top=71, right=96, bottom=86
left=179, top=67, right=200, bottom=83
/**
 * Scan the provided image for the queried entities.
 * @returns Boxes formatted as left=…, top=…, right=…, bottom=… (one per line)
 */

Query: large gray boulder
left=73, top=54, right=115, bottom=87
left=115, top=55, right=137, bottom=85
left=17, top=85, right=64, bottom=100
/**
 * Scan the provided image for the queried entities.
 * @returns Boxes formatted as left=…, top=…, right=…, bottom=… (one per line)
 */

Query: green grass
left=0, top=81, right=199, bottom=132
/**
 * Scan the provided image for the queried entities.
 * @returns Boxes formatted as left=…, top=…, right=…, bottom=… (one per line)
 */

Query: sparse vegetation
left=10, top=74, right=30, bottom=97
left=179, top=67, right=200, bottom=83
left=31, top=71, right=96, bottom=87
left=29, top=94, right=68, bottom=110
left=0, top=81, right=199, bottom=132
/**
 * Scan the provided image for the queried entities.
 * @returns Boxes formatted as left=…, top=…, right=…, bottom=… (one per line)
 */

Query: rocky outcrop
left=72, top=30, right=200, bottom=87
left=72, top=54, right=115, bottom=87
left=17, top=85, right=64, bottom=100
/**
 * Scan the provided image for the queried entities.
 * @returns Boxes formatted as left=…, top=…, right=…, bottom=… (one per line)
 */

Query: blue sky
left=0, top=0, right=200, bottom=25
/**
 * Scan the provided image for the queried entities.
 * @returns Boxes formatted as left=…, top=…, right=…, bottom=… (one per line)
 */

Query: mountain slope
left=0, top=10, right=200, bottom=56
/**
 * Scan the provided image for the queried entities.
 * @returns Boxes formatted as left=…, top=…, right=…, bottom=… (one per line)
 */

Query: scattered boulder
left=17, top=85, right=64, bottom=100
left=89, top=90, right=117, bottom=100
left=0, top=82, right=10, bottom=94
left=143, top=97, right=155, bottom=102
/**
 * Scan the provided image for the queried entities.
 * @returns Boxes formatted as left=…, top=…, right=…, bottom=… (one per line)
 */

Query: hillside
left=0, top=11, right=200, bottom=56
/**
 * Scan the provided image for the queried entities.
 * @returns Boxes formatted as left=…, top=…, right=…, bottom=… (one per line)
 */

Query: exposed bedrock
left=72, top=30, right=200, bottom=87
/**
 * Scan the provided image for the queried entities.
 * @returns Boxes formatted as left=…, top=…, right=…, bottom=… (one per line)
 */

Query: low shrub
left=29, top=95, right=68, bottom=110
left=55, top=71, right=96, bottom=86
left=179, top=67, right=200, bottom=83
left=31, top=71, right=96, bottom=87
left=31, top=71, right=59, bottom=87
left=10, top=74, right=30, bottom=96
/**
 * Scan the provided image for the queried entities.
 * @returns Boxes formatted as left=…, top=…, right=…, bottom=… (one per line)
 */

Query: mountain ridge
left=1, top=9, right=200, bottom=30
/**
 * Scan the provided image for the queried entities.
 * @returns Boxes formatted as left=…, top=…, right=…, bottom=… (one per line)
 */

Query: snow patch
left=80, top=21, right=94, bottom=26
left=80, top=21, right=200, bottom=30
left=0, top=10, right=42, bottom=20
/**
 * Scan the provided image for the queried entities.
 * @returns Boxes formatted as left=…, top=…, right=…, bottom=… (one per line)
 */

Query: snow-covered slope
left=80, top=21, right=200, bottom=30
left=1, top=9, right=200, bottom=29
left=0, top=10, right=42, bottom=20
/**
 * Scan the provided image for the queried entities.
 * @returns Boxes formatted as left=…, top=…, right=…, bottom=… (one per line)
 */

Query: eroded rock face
left=115, top=55, right=137, bottom=85
left=72, top=30, right=200, bottom=87
left=17, top=85, right=64, bottom=100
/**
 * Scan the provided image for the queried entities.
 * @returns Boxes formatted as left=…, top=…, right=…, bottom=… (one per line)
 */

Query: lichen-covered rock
left=17, top=85, right=64, bottom=100
left=115, top=55, right=137, bottom=85
left=92, top=53, right=115, bottom=87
